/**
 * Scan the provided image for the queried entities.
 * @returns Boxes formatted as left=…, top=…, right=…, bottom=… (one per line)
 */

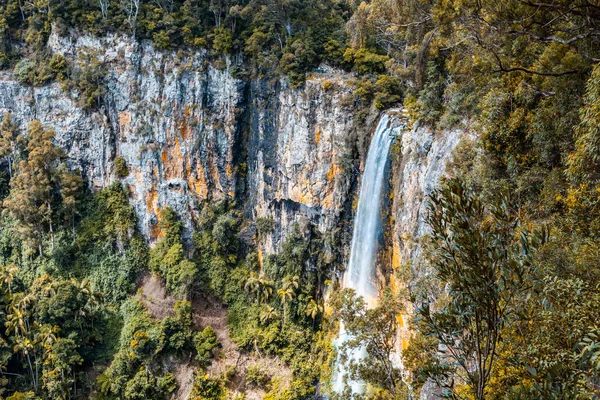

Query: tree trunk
left=415, top=29, right=437, bottom=89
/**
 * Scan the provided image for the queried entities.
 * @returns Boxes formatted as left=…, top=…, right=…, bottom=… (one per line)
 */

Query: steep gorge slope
left=0, top=29, right=465, bottom=399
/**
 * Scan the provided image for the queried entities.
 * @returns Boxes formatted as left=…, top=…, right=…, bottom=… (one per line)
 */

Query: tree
left=245, top=272, right=274, bottom=304
left=121, top=0, right=140, bottom=38
left=304, top=297, right=322, bottom=329
left=259, top=304, right=279, bottom=324
left=333, top=288, right=406, bottom=398
left=59, top=164, right=83, bottom=236
left=567, top=62, right=600, bottom=183
left=42, top=338, right=83, bottom=399
left=149, top=208, right=197, bottom=296
left=0, top=113, right=22, bottom=180
left=277, top=274, right=298, bottom=323
left=3, top=121, right=80, bottom=256
left=417, top=178, right=547, bottom=399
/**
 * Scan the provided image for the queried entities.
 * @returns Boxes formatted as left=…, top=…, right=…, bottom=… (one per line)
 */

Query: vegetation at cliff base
left=0, top=114, right=338, bottom=399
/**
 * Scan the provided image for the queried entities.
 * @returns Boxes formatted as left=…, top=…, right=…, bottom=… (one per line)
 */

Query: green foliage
left=12, top=59, right=35, bottom=85
left=567, top=62, right=600, bottom=184
left=0, top=268, right=109, bottom=399
left=114, top=157, right=129, bottom=178
left=100, top=297, right=192, bottom=399
left=67, top=49, right=107, bottom=110
left=75, top=182, right=146, bottom=303
left=194, top=200, right=240, bottom=299
left=415, top=178, right=547, bottom=399
left=245, top=364, right=270, bottom=388
left=256, top=217, right=275, bottom=238
left=150, top=208, right=197, bottom=296
left=1, top=0, right=351, bottom=87
left=194, top=201, right=331, bottom=399
left=190, top=372, right=224, bottom=400
left=48, top=54, right=68, bottom=81
left=332, top=288, right=406, bottom=398
left=3, top=120, right=82, bottom=257
left=194, top=326, right=220, bottom=364
left=344, top=48, right=389, bottom=75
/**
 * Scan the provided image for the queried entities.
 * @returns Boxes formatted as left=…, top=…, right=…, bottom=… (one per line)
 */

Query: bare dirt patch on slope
left=139, top=273, right=292, bottom=400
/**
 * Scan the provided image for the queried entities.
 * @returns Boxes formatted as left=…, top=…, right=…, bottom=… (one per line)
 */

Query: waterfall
left=333, top=113, right=400, bottom=395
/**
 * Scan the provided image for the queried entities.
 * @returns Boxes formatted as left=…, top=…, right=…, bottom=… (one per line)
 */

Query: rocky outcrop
left=246, top=77, right=374, bottom=253
left=0, top=30, right=369, bottom=248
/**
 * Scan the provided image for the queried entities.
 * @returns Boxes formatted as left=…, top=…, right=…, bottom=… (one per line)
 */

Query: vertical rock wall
left=0, top=31, right=372, bottom=250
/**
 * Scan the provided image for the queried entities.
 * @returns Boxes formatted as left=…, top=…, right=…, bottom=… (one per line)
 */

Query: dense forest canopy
left=0, top=0, right=600, bottom=399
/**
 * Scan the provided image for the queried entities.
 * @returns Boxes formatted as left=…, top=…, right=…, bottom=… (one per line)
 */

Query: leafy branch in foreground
left=332, top=288, right=407, bottom=399
left=416, top=178, right=547, bottom=399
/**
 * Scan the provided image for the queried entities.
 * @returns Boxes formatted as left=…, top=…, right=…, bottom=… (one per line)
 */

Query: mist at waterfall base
left=332, top=114, right=399, bottom=395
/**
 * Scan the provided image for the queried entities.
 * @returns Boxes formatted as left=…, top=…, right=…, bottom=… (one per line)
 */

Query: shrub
left=256, top=217, right=275, bottom=237
left=194, top=326, right=221, bottom=364
left=13, top=59, right=35, bottom=85
left=69, top=50, right=106, bottom=110
left=190, top=373, right=223, bottom=400
left=0, top=53, right=9, bottom=70
left=344, top=48, right=389, bottom=75
left=115, top=156, right=129, bottom=178
left=49, top=53, right=68, bottom=81
left=245, top=365, right=270, bottom=389
left=373, top=74, right=403, bottom=109
left=212, top=28, right=233, bottom=55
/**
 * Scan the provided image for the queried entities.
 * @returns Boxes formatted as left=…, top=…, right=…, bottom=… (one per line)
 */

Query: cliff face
left=0, top=30, right=369, bottom=248
left=390, top=123, right=464, bottom=282
left=246, top=77, right=373, bottom=253
left=0, top=31, right=245, bottom=240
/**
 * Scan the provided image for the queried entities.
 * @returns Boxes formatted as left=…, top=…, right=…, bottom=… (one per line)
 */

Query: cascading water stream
left=333, top=113, right=400, bottom=395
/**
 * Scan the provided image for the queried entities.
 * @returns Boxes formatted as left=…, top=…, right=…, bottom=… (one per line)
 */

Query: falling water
left=333, top=113, right=399, bottom=395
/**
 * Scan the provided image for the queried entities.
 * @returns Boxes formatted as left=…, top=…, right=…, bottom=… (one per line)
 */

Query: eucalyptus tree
left=418, top=178, right=547, bottom=399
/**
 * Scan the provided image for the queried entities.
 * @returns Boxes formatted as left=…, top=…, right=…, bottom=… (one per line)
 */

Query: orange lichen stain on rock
left=289, top=183, right=314, bottom=206
left=118, top=111, right=131, bottom=136
left=397, top=315, right=404, bottom=328
left=161, top=131, right=186, bottom=181
left=147, top=185, right=158, bottom=213
left=389, top=273, right=398, bottom=295
left=315, top=129, right=321, bottom=144
left=392, top=241, right=402, bottom=271
left=187, top=163, right=208, bottom=199
left=401, top=338, right=409, bottom=350
left=326, top=164, right=343, bottom=183
left=177, top=107, right=192, bottom=141
left=179, top=118, right=188, bottom=141
left=155, top=209, right=167, bottom=241
left=147, top=185, right=161, bottom=239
